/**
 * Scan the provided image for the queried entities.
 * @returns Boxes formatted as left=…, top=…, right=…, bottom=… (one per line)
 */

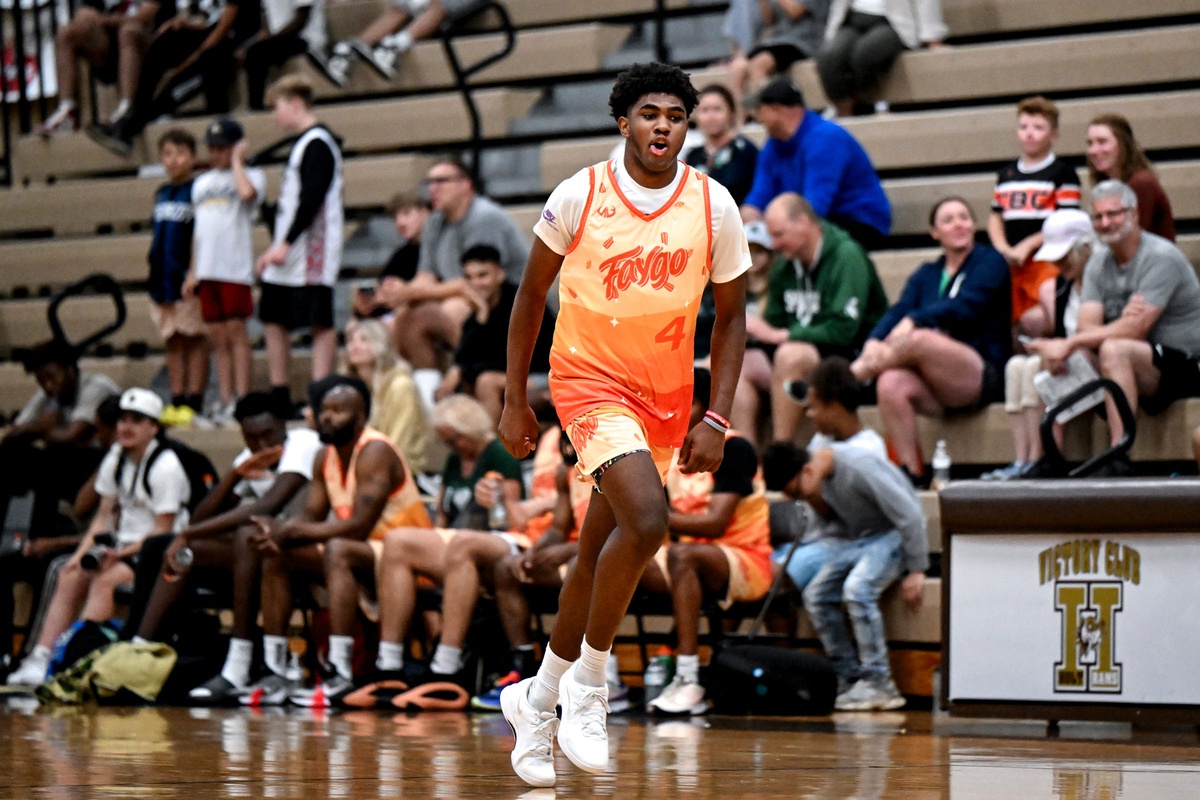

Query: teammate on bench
left=644, top=368, right=773, bottom=715
left=762, top=441, right=928, bottom=711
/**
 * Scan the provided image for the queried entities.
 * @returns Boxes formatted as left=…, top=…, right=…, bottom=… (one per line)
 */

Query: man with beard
left=1027, top=179, right=1200, bottom=476
left=240, top=377, right=431, bottom=707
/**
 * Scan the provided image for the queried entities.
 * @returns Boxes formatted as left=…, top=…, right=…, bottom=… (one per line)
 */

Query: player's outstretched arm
left=500, top=239, right=565, bottom=459
left=679, top=274, right=748, bottom=474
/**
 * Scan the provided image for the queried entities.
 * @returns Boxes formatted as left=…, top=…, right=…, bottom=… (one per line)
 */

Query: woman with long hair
left=1086, top=114, right=1175, bottom=241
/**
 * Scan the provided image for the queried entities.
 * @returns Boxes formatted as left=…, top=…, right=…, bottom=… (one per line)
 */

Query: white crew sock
left=430, top=643, right=463, bottom=675
left=264, top=635, right=289, bottom=677
left=27, top=644, right=51, bottom=664
left=527, top=646, right=572, bottom=713
left=412, top=369, right=441, bottom=411
left=221, top=638, right=254, bottom=687
left=328, top=635, right=355, bottom=680
left=676, top=653, right=700, bottom=684
left=377, top=640, right=404, bottom=672
left=111, top=98, right=130, bottom=122
left=132, top=635, right=152, bottom=645
left=574, top=638, right=609, bottom=688
left=385, top=31, right=414, bottom=53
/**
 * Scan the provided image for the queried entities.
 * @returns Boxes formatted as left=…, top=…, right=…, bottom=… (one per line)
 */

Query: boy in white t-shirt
left=186, top=119, right=267, bottom=424
left=6, top=389, right=190, bottom=686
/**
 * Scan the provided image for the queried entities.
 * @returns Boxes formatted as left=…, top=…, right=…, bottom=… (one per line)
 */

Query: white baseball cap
left=744, top=220, right=773, bottom=251
left=119, top=387, right=164, bottom=422
left=1034, top=209, right=1094, bottom=262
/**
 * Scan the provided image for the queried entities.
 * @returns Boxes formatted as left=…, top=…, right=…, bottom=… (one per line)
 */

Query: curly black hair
left=609, top=62, right=699, bottom=122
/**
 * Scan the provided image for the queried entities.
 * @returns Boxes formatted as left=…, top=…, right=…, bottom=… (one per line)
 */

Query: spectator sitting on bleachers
left=0, top=340, right=119, bottom=538
left=6, top=389, right=190, bottom=687
left=371, top=394, right=522, bottom=683
left=342, top=318, right=433, bottom=473
left=741, top=76, right=891, bottom=251
left=149, top=130, right=210, bottom=428
left=37, top=0, right=176, bottom=136
left=851, top=197, right=1011, bottom=481
left=643, top=368, right=773, bottom=716
left=246, top=379, right=431, bottom=707
left=987, top=96, right=1082, bottom=338
left=1086, top=114, right=1176, bottom=242
left=816, top=0, right=946, bottom=118
left=86, top=0, right=257, bottom=155
left=1025, top=181, right=1200, bottom=478
left=125, top=392, right=322, bottom=703
left=729, top=221, right=777, bottom=441
left=762, top=439, right=927, bottom=711
left=771, top=356, right=886, bottom=595
left=0, top=394, right=121, bottom=663
left=239, top=0, right=327, bottom=110
left=434, top=245, right=555, bottom=424
left=739, top=193, right=887, bottom=444
left=186, top=119, right=264, bottom=425
left=380, top=158, right=531, bottom=410
left=729, top=0, right=829, bottom=105
left=353, top=193, right=431, bottom=320
left=257, top=76, right=344, bottom=412
left=683, top=84, right=760, bottom=206
left=313, top=0, right=485, bottom=87
left=984, top=210, right=1093, bottom=481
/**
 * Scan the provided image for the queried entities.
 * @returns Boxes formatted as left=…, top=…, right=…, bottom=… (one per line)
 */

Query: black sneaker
left=85, top=122, right=133, bottom=157
left=351, top=40, right=399, bottom=80
left=1091, top=453, right=1134, bottom=478
left=188, top=674, right=247, bottom=706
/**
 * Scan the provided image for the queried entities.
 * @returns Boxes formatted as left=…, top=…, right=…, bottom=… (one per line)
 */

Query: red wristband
left=704, top=409, right=731, bottom=429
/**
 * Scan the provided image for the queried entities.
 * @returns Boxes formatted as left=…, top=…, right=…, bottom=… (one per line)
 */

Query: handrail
left=47, top=273, right=127, bottom=356
left=438, top=0, right=516, bottom=182
left=1038, top=377, right=1137, bottom=478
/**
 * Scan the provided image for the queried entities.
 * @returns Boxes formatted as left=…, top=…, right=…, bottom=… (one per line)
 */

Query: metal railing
left=1, top=0, right=71, bottom=186
left=438, top=0, right=515, bottom=180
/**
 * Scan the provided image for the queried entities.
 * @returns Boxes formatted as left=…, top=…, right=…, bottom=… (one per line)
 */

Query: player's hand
left=1025, top=337, right=1071, bottom=375
left=677, top=422, right=724, bottom=474
left=249, top=515, right=283, bottom=554
left=235, top=445, right=284, bottom=479
left=499, top=402, right=538, bottom=459
left=182, top=274, right=197, bottom=299
left=232, top=139, right=249, bottom=164
left=163, top=536, right=192, bottom=577
left=901, top=571, right=925, bottom=609
left=257, top=243, right=289, bottom=275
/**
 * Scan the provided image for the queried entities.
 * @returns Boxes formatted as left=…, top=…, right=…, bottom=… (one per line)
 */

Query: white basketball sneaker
left=556, top=663, right=610, bottom=773
left=500, top=678, right=558, bottom=787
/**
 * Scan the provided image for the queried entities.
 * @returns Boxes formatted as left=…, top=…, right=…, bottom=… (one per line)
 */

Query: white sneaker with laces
left=556, top=663, right=610, bottom=773
left=648, top=675, right=707, bottom=715
left=836, top=678, right=906, bottom=711
left=500, top=677, right=557, bottom=787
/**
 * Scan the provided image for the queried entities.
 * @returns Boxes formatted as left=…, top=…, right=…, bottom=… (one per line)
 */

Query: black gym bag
left=707, top=509, right=838, bottom=716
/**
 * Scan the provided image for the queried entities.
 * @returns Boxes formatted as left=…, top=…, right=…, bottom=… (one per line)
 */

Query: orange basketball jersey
left=666, top=432, right=770, bottom=552
left=550, top=160, right=714, bottom=449
left=323, top=427, right=431, bottom=540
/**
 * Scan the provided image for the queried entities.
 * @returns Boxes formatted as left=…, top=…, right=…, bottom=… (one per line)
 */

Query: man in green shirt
left=745, top=193, right=888, bottom=442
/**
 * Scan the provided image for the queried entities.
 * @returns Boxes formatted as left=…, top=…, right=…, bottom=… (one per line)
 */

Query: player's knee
left=666, top=545, right=696, bottom=578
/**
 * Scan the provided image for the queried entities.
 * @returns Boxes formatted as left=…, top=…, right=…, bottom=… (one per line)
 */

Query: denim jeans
left=771, top=540, right=833, bottom=592
left=802, top=530, right=903, bottom=682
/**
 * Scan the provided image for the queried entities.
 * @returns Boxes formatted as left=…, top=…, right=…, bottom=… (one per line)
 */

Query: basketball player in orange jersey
left=497, top=62, right=750, bottom=787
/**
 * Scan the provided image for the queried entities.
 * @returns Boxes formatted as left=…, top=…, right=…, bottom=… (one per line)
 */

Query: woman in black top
left=684, top=85, right=759, bottom=205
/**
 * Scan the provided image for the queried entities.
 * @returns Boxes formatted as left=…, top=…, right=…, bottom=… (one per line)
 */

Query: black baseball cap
left=747, top=76, right=805, bottom=108
left=205, top=118, right=244, bottom=147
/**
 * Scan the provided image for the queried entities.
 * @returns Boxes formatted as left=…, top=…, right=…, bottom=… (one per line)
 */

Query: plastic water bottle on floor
left=931, top=440, right=952, bottom=491
left=643, top=655, right=671, bottom=711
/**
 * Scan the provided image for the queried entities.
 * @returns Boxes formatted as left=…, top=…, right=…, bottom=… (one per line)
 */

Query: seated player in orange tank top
left=497, top=62, right=751, bottom=787
left=246, top=377, right=430, bottom=709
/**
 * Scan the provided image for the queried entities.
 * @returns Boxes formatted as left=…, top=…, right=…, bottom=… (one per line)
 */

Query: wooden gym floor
left=1, top=702, right=1197, bottom=799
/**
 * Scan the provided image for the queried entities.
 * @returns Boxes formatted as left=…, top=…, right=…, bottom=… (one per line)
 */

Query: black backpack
left=116, top=437, right=218, bottom=514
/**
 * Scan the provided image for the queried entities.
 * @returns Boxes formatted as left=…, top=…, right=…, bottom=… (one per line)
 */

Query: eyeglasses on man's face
left=1091, top=207, right=1130, bottom=223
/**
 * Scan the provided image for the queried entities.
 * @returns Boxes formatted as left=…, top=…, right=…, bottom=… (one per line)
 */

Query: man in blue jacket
left=741, top=76, right=891, bottom=251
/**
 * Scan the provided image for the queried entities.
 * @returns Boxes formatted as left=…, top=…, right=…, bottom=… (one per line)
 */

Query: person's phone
left=1017, top=334, right=1034, bottom=345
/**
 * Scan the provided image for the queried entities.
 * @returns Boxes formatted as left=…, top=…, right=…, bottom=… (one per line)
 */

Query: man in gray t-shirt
left=380, top=157, right=531, bottom=409
left=1028, top=180, right=1200, bottom=460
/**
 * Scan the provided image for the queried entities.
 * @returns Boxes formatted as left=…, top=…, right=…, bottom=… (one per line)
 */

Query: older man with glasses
left=1027, top=179, right=1200, bottom=476
left=377, top=157, right=531, bottom=409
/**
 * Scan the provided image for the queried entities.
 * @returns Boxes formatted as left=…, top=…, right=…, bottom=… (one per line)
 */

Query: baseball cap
left=119, top=387, right=164, bottom=422
left=746, top=76, right=805, bottom=109
left=205, top=118, right=244, bottom=147
left=1034, top=209, right=1094, bottom=262
left=744, top=220, right=773, bottom=251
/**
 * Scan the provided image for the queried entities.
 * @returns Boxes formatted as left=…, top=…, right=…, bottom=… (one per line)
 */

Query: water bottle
left=285, top=651, right=304, bottom=685
left=163, top=545, right=194, bottom=582
left=931, top=440, right=952, bottom=492
left=487, top=477, right=508, bottom=531
left=643, top=653, right=674, bottom=711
